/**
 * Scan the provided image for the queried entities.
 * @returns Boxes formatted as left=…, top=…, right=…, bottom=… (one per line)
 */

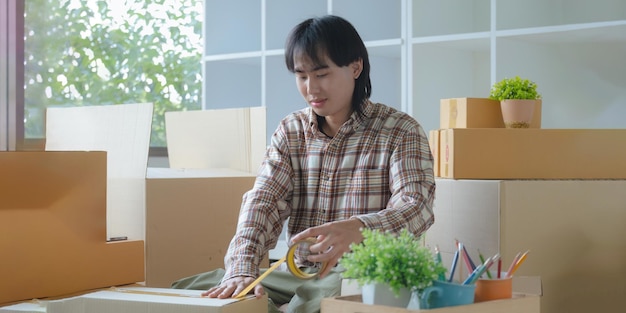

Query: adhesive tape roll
left=233, top=238, right=328, bottom=298
left=286, top=238, right=329, bottom=280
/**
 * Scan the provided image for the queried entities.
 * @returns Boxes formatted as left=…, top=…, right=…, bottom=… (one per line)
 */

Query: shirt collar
left=308, top=100, right=373, bottom=133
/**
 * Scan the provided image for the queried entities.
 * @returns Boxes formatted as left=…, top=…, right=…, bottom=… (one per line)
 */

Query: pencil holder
left=420, top=280, right=476, bottom=309
left=474, top=276, right=513, bottom=302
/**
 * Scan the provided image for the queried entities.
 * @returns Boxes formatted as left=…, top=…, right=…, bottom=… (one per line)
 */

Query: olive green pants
left=171, top=267, right=343, bottom=313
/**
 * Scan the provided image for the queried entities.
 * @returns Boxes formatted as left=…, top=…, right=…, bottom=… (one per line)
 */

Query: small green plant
left=340, top=228, right=446, bottom=296
left=489, top=76, right=541, bottom=101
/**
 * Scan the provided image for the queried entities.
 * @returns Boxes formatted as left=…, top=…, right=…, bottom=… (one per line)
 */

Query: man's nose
left=307, top=77, right=319, bottom=94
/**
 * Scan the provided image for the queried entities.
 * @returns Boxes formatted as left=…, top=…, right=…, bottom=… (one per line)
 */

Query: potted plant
left=489, top=76, right=541, bottom=128
left=339, top=228, right=446, bottom=308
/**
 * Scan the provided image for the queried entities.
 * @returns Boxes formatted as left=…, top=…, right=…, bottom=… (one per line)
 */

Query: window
left=3, top=0, right=203, bottom=151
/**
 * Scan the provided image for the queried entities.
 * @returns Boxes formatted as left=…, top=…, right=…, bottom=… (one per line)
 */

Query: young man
left=173, top=15, right=436, bottom=313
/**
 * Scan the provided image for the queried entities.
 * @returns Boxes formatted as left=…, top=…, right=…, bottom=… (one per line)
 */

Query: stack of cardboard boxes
left=430, top=98, right=626, bottom=179
left=322, top=98, right=547, bottom=312
left=423, top=98, right=626, bottom=313
left=323, top=98, right=626, bottom=313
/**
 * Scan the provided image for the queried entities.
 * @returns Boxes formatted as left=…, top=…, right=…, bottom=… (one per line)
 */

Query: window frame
left=1, top=0, right=25, bottom=151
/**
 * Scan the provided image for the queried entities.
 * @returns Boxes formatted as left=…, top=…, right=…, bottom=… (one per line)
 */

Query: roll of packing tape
left=286, top=238, right=329, bottom=280
left=233, top=238, right=328, bottom=298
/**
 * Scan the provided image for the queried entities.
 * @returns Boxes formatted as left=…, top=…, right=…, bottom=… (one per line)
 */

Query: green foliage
left=489, top=76, right=541, bottom=101
left=24, top=0, right=203, bottom=146
left=340, top=229, right=446, bottom=296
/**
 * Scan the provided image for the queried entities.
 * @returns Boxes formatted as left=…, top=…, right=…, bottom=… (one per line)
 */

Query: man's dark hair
left=285, top=15, right=372, bottom=116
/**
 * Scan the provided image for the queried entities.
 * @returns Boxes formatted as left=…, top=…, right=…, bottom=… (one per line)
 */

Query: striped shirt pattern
left=223, top=101, right=436, bottom=280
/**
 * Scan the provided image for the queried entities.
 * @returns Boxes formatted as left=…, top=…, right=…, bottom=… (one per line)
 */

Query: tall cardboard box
left=439, top=128, right=626, bottom=179
left=440, top=98, right=542, bottom=129
left=145, top=168, right=264, bottom=288
left=425, top=179, right=626, bottom=313
left=0, top=152, right=144, bottom=305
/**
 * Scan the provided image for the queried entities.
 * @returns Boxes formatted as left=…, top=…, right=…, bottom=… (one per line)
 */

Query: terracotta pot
left=500, top=99, right=536, bottom=128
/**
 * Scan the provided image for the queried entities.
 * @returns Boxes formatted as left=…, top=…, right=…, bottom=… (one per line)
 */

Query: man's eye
left=316, top=73, right=328, bottom=78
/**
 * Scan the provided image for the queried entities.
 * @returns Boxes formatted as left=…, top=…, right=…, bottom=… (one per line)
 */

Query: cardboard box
left=323, top=277, right=541, bottom=313
left=428, top=130, right=440, bottom=177
left=0, top=287, right=267, bottom=313
left=425, top=179, right=626, bottom=313
left=439, top=98, right=541, bottom=129
left=0, top=152, right=144, bottom=305
left=439, top=128, right=626, bottom=179
left=145, top=168, right=269, bottom=288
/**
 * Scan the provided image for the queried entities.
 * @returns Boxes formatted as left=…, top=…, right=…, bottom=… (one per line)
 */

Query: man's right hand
left=201, top=276, right=264, bottom=299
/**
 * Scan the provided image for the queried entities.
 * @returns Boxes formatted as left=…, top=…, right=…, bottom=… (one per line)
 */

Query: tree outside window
left=24, top=0, right=203, bottom=147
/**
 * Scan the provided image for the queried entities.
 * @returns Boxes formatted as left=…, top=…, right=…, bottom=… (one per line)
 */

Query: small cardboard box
left=323, top=277, right=541, bottom=313
left=0, top=288, right=267, bottom=313
left=439, top=128, right=626, bottom=179
left=145, top=168, right=267, bottom=288
left=440, top=98, right=541, bottom=129
left=428, top=130, right=440, bottom=177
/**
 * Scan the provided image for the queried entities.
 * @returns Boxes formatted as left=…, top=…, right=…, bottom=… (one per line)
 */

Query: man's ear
left=352, top=59, right=363, bottom=79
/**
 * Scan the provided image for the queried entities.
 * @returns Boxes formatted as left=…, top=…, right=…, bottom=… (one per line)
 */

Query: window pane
left=24, top=0, right=203, bottom=147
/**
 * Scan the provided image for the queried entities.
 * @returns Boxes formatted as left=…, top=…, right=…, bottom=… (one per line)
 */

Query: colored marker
left=478, top=249, right=492, bottom=279
left=435, top=245, right=446, bottom=281
left=448, top=244, right=461, bottom=282
left=461, top=242, right=476, bottom=270
left=507, top=250, right=530, bottom=277
left=505, top=252, right=522, bottom=277
left=463, top=255, right=494, bottom=285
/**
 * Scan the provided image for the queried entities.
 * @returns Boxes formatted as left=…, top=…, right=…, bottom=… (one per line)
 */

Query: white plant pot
left=361, top=283, right=412, bottom=308
left=406, top=290, right=422, bottom=311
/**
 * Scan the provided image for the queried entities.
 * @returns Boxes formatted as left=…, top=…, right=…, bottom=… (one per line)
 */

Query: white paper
left=165, top=107, right=266, bottom=174
left=45, top=103, right=153, bottom=240
left=0, top=302, right=47, bottom=313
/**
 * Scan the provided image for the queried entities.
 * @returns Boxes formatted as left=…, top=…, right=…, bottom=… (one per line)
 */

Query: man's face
left=293, top=53, right=362, bottom=121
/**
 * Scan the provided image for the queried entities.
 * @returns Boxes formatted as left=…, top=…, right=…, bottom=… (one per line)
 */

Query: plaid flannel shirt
left=223, top=100, right=436, bottom=280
